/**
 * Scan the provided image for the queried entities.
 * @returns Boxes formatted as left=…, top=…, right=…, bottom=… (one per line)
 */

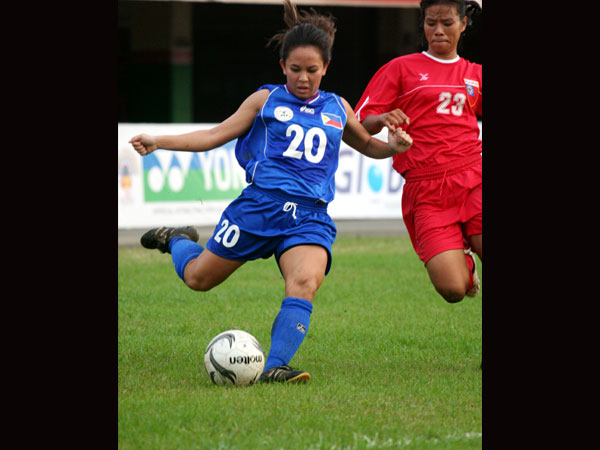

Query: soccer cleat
left=140, top=226, right=199, bottom=254
left=258, top=365, right=311, bottom=384
left=465, top=248, right=481, bottom=297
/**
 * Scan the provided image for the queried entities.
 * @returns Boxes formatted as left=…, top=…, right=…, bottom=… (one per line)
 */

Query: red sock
left=465, top=253, right=474, bottom=291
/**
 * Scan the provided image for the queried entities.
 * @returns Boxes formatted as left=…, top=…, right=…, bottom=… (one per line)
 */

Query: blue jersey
left=235, top=84, right=348, bottom=204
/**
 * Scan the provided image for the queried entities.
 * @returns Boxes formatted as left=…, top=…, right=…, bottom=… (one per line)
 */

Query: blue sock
left=169, top=236, right=204, bottom=281
left=264, top=297, right=313, bottom=371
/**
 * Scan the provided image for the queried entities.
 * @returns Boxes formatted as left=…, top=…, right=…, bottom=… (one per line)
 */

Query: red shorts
left=401, top=155, right=482, bottom=265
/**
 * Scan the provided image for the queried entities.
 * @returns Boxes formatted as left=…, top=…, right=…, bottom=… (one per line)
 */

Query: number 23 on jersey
left=436, top=91, right=466, bottom=116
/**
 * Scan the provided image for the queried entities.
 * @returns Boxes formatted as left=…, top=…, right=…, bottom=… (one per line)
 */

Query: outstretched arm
left=129, top=89, right=270, bottom=156
left=341, top=98, right=412, bottom=159
left=361, top=108, right=410, bottom=136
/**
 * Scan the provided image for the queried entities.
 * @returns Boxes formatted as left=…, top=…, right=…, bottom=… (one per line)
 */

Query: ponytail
left=267, top=0, right=337, bottom=63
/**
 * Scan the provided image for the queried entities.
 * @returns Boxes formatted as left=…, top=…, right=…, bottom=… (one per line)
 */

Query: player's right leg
left=181, top=248, right=245, bottom=291
left=140, top=226, right=244, bottom=292
left=140, top=226, right=199, bottom=253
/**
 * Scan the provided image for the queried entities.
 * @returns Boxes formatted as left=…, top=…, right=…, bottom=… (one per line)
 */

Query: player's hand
left=388, top=127, right=412, bottom=154
left=380, top=108, right=410, bottom=131
left=129, top=134, right=158, bottom=156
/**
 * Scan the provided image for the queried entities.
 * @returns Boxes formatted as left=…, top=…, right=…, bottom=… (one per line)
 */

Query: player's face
left=423, top=4, right=467, bottom=60
left=280, top=45, right=329, bottom=100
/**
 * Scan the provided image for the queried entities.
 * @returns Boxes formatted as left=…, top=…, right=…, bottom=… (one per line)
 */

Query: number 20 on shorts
left=214, top=219, right=240, bottom=248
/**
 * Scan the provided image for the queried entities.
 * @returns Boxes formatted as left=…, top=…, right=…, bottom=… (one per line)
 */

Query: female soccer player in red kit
left=355, top=0, right=482, bottom=303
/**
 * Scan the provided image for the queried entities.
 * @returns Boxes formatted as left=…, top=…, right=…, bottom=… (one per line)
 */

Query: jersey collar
left=284, top=84, right=321, bottom=104
left=422, top=51, right=460, bottom=64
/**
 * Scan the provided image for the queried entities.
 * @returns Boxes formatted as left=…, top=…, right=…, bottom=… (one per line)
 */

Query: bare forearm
left=360, top=109, right=410, bottom=136
left=361, top=115, right=384, bottom=135
left=154, top=130, right=218, bottom=152
left=359, top=137, right=396, bottom=159
left=341, top=98, right=412, bottom=158
left=130, top=89, right=268, bottom=158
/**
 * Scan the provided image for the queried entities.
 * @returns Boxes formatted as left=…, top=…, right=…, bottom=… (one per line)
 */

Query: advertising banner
left=118, top=122, right=481, bottom=229
left=118, top=124, right=246, bottom=229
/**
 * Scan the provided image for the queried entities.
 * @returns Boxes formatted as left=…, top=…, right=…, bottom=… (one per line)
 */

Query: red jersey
left=355, top=52, right=482, bottom=176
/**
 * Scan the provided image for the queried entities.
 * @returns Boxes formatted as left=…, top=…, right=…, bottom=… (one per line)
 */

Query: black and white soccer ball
left=204, top=329, right=265, bottom=386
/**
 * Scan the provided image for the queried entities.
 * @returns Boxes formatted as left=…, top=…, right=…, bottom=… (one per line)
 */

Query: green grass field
left=118, top=235, right=482, bottom=449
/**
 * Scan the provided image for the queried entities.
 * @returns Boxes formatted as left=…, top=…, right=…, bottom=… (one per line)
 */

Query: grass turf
left=118, top=235, right=482, bottom=449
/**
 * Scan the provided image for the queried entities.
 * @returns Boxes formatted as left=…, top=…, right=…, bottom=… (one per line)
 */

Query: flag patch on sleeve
left=464, top=78, right=480, bottom=107
left=321, top=112, right=343, bottom=130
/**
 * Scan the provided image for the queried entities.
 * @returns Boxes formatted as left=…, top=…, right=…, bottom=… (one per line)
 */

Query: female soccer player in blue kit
left=129, top=0, right=413, bottom=383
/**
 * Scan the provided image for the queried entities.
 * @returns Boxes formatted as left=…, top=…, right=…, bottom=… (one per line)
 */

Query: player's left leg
left=468, top=233, right=482, bottom=261
left=463, top=210, right=482, bottom=296
left=279, top=244, right=328, bottom=301
left=425, top=249, right=473, bottom=303
left=424, top=232, right=480, bottom=302
left=421, top=177, right=481, bottom=302
left=259, top=245, right=328, bottom=383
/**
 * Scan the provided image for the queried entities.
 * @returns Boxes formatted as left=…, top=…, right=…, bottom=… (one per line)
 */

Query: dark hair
left=266, top=0, right=337, bottom=64
left=419, top=0, right=480, bottom=27
left=418, top=0, right=480, bottom=51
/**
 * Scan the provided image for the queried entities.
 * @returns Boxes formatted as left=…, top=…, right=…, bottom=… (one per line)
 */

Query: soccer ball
left=204, top=329, right=265, bottom=386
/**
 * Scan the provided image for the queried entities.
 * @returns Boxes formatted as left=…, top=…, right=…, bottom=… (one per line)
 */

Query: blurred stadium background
left=117, top=0, right=481, bottom=246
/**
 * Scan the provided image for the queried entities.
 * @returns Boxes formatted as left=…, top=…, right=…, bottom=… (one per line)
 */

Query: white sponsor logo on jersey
left=274, top=106, right=294, bottom=122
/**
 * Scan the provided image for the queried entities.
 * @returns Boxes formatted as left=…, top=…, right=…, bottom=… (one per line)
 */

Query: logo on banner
left=464, top=78, right=480, bottom=107
left=321, top=112, right=343, bottom=130
left=142, top=148, right=246, bottom=202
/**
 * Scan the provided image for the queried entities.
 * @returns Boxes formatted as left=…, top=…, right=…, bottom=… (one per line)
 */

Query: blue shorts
left=206, top=185, right=337, bottom=274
